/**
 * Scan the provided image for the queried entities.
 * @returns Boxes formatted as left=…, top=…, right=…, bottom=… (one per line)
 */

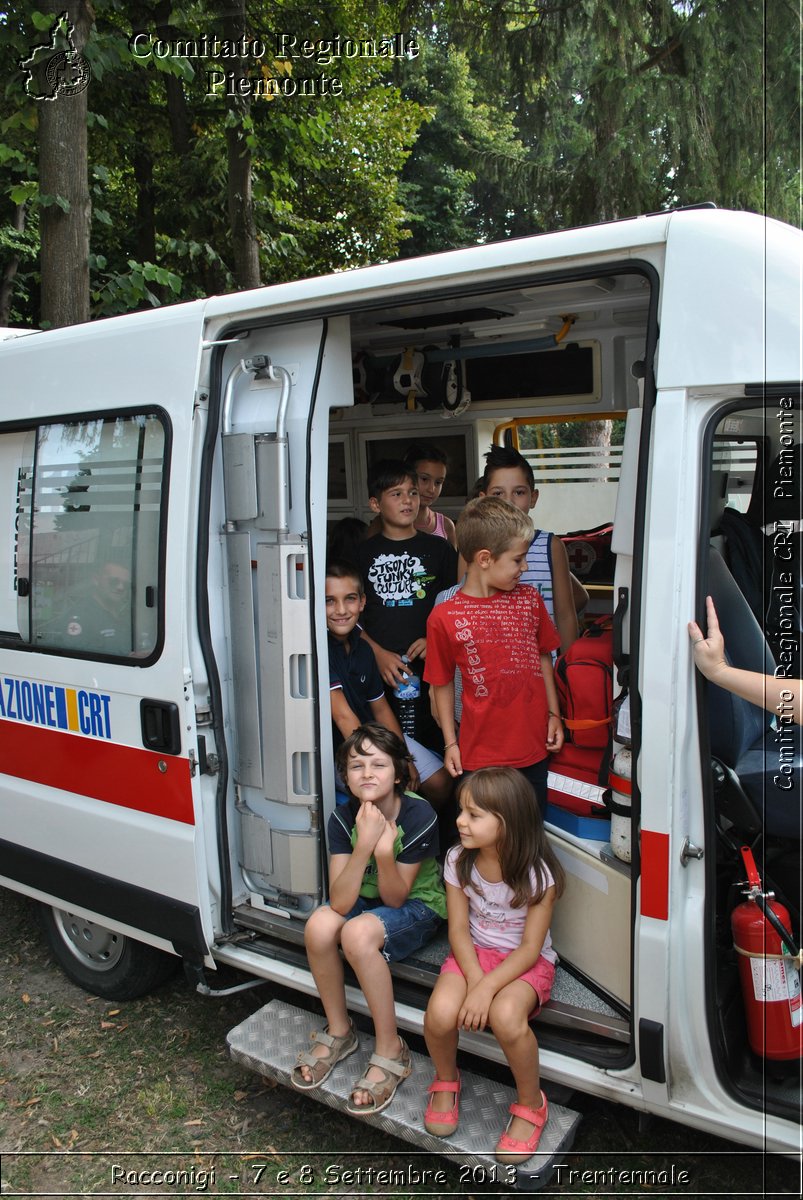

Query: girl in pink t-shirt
left=422, top=767, right=565, bottom=1163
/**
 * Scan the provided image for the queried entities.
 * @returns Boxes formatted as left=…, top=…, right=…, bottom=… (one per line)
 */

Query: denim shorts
left=342, top=894, right=443, bottom=963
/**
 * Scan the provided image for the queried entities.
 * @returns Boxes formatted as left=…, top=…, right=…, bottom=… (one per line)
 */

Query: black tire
left=39, top=904, right=178, bottom=999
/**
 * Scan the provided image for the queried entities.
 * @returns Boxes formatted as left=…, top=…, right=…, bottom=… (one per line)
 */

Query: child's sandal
left=346, top=1037, right=412, bottom=1115
left=424, top=1073, right=461, bottom=1136
left=290, top=1020, right=359, bottom=1090
left=495, top=1096, right=549, bottom=1163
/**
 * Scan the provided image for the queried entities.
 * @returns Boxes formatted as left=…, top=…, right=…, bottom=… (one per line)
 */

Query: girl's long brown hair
left=454, top=768, right=565, bottom=907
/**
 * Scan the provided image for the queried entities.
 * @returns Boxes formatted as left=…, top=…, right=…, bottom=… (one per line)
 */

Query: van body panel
left=658, top=212, right=803, bottom=389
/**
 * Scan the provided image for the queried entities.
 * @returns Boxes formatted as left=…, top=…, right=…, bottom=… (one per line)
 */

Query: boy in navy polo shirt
left=326, top=560, right=452, bottom=809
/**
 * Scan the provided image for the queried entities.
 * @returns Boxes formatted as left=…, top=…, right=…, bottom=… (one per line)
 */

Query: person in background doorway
left=405, top=441, right=458, bottom=548
left=51, top=559, right=133, bottom=655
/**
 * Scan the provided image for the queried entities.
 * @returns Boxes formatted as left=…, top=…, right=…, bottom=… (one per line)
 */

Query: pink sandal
left=495, top=1096, right=549, bottom=1163
left=424, top=1073, right=461, bottom=1137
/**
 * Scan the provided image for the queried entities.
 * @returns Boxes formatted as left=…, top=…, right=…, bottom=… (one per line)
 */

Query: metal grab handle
left=679, top=836, right=704, bottom=867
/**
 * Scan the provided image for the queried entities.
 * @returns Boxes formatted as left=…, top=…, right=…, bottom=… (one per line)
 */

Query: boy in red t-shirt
left=424, top=497, right=564, bottom=808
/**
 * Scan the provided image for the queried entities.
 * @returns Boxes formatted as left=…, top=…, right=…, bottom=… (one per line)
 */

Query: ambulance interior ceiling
left=349, top=271, right=650, bottom=355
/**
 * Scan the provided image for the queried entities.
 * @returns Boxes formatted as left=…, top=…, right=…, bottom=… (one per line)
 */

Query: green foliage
left=0, top=0, right=799, bottom=326
left=403, top=0, right=800, bottom=236
left=397, top=39, right=529, bottom=255
left=1, top=1, right=428, bottom=323
left=518, top=418, right=626, bottom=452
left=90, top=258, right=183, bottom=316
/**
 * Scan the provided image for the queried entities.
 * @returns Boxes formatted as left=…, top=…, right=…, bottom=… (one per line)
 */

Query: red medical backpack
left=547, top=618, right=614, bottom=816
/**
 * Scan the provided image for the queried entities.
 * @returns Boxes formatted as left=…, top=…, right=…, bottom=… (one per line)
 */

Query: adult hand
left=688, top=595, right=727, bottom=683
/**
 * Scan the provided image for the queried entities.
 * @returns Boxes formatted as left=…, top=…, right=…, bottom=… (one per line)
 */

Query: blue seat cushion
left=736, top=733, right=802, bottom=839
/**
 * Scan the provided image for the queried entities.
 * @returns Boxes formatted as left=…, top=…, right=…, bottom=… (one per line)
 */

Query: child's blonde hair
left=454, top=767, right=565, bottom=907
left=456, top=496, right=534, bottom=562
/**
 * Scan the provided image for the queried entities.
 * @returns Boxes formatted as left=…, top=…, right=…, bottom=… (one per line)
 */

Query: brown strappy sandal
left=345, top=1036, right=412, bottom=1115
left=290, top=1020, right=359, bottom=1090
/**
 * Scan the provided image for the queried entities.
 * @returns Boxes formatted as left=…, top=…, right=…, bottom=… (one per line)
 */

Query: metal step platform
left=228, top=999, right=582, bottom=1192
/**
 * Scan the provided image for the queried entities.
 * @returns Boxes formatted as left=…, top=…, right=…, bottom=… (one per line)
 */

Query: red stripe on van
left=640, top=830, right=669, bottom=920
left=0, top=720, right=194, bottom=825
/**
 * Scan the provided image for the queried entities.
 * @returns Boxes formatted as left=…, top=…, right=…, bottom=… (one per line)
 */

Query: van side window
left=7, top=413, right=167, bottom=660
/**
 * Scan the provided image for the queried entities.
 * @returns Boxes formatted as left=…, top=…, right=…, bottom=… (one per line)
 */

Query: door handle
left=140, top=699, right=181, bottom=755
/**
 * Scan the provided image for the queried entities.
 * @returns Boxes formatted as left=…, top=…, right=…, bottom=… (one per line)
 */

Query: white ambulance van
left=0, top=207, right=800, bottom=1177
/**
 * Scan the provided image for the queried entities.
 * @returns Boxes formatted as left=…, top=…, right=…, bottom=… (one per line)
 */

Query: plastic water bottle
left=393, top=655, right=420, bottom=737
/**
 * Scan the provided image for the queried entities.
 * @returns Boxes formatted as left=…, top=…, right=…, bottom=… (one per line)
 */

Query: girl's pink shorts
left=440, top=944, right=556, bottom=1015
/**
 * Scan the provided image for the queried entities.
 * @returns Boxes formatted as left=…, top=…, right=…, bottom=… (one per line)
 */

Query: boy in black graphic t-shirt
left=357, top=460, right=457, bottom=752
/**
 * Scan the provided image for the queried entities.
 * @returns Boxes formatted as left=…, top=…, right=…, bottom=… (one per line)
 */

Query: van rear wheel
left=40, top=905, right=177, bottom=999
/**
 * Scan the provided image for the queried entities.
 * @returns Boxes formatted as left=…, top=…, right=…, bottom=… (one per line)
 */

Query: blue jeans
left=340, top=894, right=442, bottom=962
left=517, top=758, right=549, bottom=813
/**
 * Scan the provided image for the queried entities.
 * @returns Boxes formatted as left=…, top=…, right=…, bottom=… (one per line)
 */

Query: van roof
left=0, top=328, right=39, bottom=342
left=202, top=208, right=801, bottom=391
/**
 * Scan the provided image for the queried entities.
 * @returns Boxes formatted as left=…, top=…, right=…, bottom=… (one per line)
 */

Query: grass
left=0, top=888, right=800, bottom=1197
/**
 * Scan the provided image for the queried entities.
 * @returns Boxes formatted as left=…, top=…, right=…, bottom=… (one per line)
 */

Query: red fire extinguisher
left=731, top=846, right=802, bottom=1061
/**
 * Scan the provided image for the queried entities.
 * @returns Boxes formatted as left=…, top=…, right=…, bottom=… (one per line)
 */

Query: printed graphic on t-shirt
left=367, top=551, right=436, bottom=607
left=450, top=597, right=543, bottom=708
left=474, top=895, right=508, bottom=931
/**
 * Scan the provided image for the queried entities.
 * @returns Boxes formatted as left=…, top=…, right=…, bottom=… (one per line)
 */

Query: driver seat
left=707, top=546, right=801, bottom=839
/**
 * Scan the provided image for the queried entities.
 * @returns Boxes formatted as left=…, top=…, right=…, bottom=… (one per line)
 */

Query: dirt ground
left=0, top=889, right=800, bottom=1198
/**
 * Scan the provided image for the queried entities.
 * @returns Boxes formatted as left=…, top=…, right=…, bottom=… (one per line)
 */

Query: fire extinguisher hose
left=735, top=894, right=803, bottom=971
left=736, top=844, right=803, bottom=969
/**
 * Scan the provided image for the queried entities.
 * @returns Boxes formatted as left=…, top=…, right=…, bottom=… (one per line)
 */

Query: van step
left=230, top=912, right=631, bottom=1043
left=228, top=999, right=582, bottom=1192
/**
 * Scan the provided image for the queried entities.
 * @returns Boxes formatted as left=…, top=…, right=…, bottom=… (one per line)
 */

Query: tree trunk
left=225, top=0, right=260, bottom=290
left=585, top=419, right=612, bottom=448
left=155, top=0, right=192, bottom=157
left=38, top=0, right=94, bottom=328
left=132, top=148, right=157, bottom=262
left=0, top=204, right=26, bottom=326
